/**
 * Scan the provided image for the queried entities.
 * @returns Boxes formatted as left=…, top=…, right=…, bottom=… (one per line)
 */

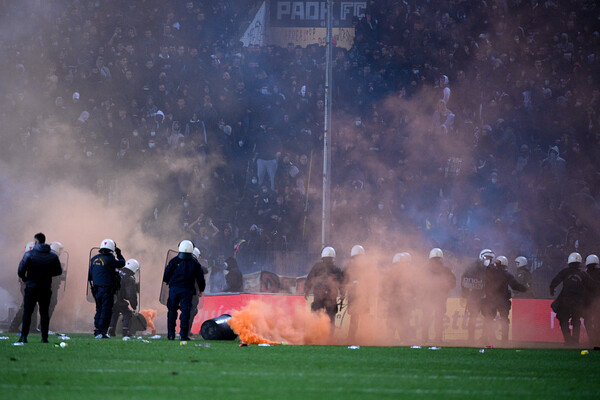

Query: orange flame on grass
left=228, top=300, right=331, bottom=345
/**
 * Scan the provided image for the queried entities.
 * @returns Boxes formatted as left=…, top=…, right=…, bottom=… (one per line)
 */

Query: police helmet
left=515, top=256, right=528, bottom=268
left=392, top=252, right=412, bottom=264
left=429, top=248, right=443, bottom=259
left=192, top=247, right=201, bottom=260
left=479, top=249, right=495, bottom=261
left=350, top=245, right=365, bottom=257
left=50, top=241, right=64, bottom=256
left=24, top=241, right=35, bottom=252
left=585, top=254, right=599, bottom=267
left=321, top=246, right=336, bottom=259
left=125, top=259, right=140, bottom=273
left=100, top=238, right=116, bottom=252
left=178, top=240, right=194, bottom=254
left=568, top=252, right=582, bottom=265
left=496, top=256, right=508, bottom=267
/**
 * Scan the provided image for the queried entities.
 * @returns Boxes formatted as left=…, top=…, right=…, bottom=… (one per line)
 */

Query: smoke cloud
left=229, top=300, right=331, bottom=345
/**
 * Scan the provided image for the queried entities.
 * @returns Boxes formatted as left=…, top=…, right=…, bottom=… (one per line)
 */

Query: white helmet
left=24, top=241, right=35, bottom=252
left=392, top=252, right=412, bottom=264
left=321, top=246, right=336, bottom=259
left=192, top=247, right=201, bottom=260
left=350, top=245, right=365, bottom=257
left=496, top=256, right=508, bottom=267
left=178, top=240, right=194, bottom=254
left=429, top=248, right=443, bottom=259
left=515, top=256, right=528, bottom=268
left=479, top=248, right=495, bottom=261
left=479, top=248, right=495, bottom=266
left=100, top=238, right=116, bottom=252
left=568, top=252, right=582, bottom=264
left=585, top=254, right=599, bottom=266
left=50, top=241, right=64, bottom=256
left=125, top=259, right=140, bottom=273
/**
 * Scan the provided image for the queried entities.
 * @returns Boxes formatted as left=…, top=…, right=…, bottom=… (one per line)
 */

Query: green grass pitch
left=1, top=335, right=599, bottom=399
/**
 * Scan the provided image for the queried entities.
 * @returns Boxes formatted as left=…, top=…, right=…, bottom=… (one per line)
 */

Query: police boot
left=122, top=329, right=130, bottom=338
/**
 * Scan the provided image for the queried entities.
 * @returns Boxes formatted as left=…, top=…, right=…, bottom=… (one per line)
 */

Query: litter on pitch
left=410, top=345, right=422, bottom=349
left=12, top=342, right=24, bottom=346
left=348, top=345, right=360, bottom=349
left=122, top=336, right=131, bottom=341
left=58, top=335, right=70, bottom=340
left=195, top=343, right=211, bottom=348
left=479, top=349, right=485, bottom=353
left=258, top=343, right=271, bottom=347
left=0, top=336, right=9, bottom=340
left=428, top=346, right=441, bottom=350
left=581, top=350, right=589, bottom=355
left=150, top=334, right=161, bottom=339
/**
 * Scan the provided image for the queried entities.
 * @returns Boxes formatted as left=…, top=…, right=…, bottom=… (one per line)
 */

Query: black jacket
left=89, top=250, right=126, bottom=287
left=163, top=253, right=206, bottom=294
left=18, top=244, right=62, bottom=289
left=116, top=268, right=138, bottom=309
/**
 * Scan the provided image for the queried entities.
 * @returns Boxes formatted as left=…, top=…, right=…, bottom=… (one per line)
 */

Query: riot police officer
left=16, top=233, right=62, bottom=343
left=89, top=238, right=126, bottom=338
left=584, top=254, right=600, bottom=346
left=480, top=256, right=527, bottom=343
left=461, top=249, right=493, bottom=343
left=514, top=256, right=533, bottom=298
left=343, top=245, right=368, bottom=341
left=549, top=252, right=594, bottom=345
left=304, top=247, right=344, bottom=325
left=163, top=240, right=206, bottom=341
left=108, top=259, right=139, bottom=337
left=420, top=248, right=456, bottom=343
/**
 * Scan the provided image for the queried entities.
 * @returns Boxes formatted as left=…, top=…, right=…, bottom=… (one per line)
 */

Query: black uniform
left=304, top=259, right=344, bottom=324
left=514, top=266, right=533, bottom=298
left=163, top=253, right=206, bottom=340
left=585, top=266, right=600, bottom=347
left=461, top=261, right=486, bottom=342
left=343, top=255, right=370, bottom=341
left=420, top=259, right=456, bottom=343
left=17, top=243, right=62, bottom=342
left=89, top=249, right=125, bottom=337
left=481, top=264, right=527, bottom=342
left=549, top=264, right=594, bottom=345
left=224, top=257, right=243, bottom=292
left=108, top=268, right=138, bottom=336
left=381, top=261, right=417, bottom=343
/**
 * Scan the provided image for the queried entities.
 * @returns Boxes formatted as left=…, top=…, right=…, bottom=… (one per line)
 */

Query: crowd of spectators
left=2, top=0, right=600, bottom=296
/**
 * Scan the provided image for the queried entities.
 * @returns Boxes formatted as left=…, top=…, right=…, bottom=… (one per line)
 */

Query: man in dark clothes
left=224, top=257, right=243, bottom=292
left=480, top=256, right=527, bottom=343
left=16, top=233, right=62, bottom=343
left=255, top=125, right=282, bottom=191
left=163, top=240, right=206, bottom=340
left=584, top=254, right=600, bottom=347
left=108, top=259, right=139, bottom=337
left=89, top=238, right=126, bottom=338
left=304, top=247, right=344, bottom=325
left=549, top=252, right=594, bottom=345
left=421, top=248, right=456, bottom=343
left=461, top=249, right=493, bottom=344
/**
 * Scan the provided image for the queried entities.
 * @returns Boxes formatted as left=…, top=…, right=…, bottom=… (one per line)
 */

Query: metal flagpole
left=322, top=0, right=333, bottom=249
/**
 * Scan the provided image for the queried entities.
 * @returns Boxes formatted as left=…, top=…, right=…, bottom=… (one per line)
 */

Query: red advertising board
left=511, top=299, right=588, bottom=343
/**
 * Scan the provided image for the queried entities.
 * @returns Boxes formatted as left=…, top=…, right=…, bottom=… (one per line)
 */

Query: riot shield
left=86, top=247, right=99, bottom=303
left=135, top=267, right=141, bottom=312
left=56, top=250, right=69, bottom=300
left=159, top=249, right=178, bottom=305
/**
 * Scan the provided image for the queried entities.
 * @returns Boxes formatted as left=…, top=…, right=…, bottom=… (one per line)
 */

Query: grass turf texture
left=1, top=335, right=599, bottom=399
